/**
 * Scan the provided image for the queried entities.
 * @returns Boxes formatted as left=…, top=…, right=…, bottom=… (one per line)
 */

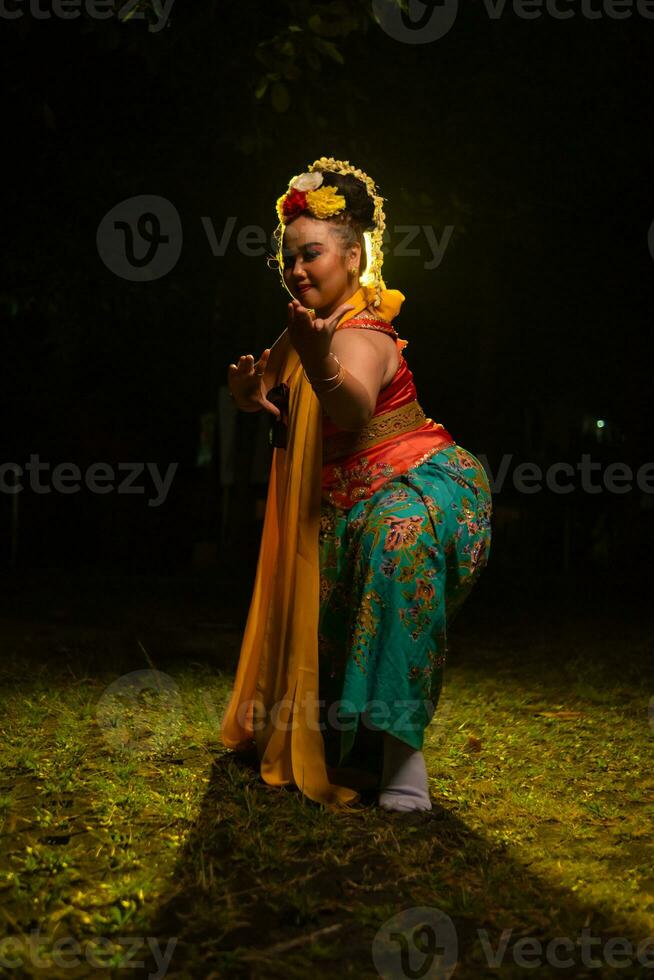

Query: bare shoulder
left=332, top=325, right=399, bottom=388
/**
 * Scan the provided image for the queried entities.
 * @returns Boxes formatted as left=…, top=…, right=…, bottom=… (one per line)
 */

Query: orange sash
left=219, top=284, right=405, bottom=806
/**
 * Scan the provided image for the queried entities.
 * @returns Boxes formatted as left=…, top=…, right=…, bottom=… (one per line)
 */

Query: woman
left=220, top=157, right=492, bottom=812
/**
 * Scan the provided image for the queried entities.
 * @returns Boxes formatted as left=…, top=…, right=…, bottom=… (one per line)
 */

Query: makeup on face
left=282, top=219, right=354, bottom=315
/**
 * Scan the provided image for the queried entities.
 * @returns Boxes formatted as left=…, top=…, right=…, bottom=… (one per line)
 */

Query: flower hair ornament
left=272, top=156, right=387, bottom=309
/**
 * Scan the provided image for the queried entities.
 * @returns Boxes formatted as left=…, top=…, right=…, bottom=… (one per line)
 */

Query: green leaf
left=254, top=77, right=268, bottom=100
left=313, top=37, right=344, bottom=64
left=120, top=3, right=138, bottom=22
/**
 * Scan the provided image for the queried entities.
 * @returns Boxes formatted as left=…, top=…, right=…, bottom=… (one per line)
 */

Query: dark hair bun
left=321, top=171, right=376, bottom=231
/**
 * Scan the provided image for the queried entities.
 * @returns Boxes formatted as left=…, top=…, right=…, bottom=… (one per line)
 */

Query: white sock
left=378, top=733, right=432, bottom=812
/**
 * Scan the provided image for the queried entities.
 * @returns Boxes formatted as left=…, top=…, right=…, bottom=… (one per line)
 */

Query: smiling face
left=281, top=215, right=362, bottom=317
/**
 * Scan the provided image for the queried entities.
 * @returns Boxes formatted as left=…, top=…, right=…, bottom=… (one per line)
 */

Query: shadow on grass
left=1, top=567, right=651, bottom=979
left=137, top=740, right=653, bottom=980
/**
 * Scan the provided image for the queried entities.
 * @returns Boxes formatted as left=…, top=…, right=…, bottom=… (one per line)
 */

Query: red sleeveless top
left=321, top=315, right=455, bottom=509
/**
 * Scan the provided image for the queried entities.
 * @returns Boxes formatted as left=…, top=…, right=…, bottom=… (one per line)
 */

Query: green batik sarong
left=318, top=443, right=492, bottom=778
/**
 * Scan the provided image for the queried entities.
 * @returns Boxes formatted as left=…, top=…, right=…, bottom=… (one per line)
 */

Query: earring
left=349, top=267, right=358, bottom=276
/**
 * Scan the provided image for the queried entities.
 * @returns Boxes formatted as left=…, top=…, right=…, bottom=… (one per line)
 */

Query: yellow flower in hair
left=273, top=156, right=387, bottom=308
left=275, top=193, right=290, bottom=226
left=305, top=185, right=346, bottom=219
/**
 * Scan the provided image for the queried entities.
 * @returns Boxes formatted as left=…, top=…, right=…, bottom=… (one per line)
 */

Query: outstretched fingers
left=228, top=354, right=255, bottom=374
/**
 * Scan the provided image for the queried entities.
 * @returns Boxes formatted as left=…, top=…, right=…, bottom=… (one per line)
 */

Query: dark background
left=2, top=0, right=653, bottom=608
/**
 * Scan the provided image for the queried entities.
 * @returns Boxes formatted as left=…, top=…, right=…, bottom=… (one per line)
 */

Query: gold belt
left=323, top=400, right=428, bottom=463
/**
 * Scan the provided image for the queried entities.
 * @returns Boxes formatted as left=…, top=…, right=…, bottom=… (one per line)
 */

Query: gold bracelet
left=303, top=352, right=341, bottom=386
left=310, top=365, right=345, bottom=394
left=319, top=369, right=345, bottom=393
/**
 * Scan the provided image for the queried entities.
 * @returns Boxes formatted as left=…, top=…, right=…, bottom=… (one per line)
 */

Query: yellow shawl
left=220, top=284, right=405, bottom=807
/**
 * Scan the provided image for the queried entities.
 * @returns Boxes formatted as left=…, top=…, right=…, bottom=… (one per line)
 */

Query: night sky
left=2, top=1, right=652, bottom=590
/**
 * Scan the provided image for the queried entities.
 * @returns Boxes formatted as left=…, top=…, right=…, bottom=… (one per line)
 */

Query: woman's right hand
left=227, top=348, right=281, bottom=418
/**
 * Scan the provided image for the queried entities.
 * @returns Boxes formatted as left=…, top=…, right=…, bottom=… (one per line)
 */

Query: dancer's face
left=282, top=215, right=361, bottom=317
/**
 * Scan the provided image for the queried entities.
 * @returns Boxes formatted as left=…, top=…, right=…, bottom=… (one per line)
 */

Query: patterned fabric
left=317, top=443, right=492, bottom=774
left=221, top=286, right=411, bottom=807
left=221, top=286, right=491, bottom=808
left=323, top=399, right=430, bottom=463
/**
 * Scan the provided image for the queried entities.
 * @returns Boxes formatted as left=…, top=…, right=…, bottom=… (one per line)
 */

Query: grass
left=0, top=575, right=652, bottom=978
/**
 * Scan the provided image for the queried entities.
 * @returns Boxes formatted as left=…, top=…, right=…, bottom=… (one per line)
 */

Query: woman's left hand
left=286, top=299, right=355, bottom=370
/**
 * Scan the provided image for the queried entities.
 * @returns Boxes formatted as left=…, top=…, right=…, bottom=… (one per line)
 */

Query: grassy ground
left=0, top=569, right=652, bottom=979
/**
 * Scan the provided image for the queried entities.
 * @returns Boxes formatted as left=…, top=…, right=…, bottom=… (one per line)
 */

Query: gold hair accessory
left=272, top=157, right=387, bottom=309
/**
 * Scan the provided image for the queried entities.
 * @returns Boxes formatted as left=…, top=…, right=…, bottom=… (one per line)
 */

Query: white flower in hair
left=290, top=172, right=323, bottom=192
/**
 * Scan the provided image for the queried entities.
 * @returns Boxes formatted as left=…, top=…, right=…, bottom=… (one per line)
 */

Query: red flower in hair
left=282, top=188, right=308, bottom=221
